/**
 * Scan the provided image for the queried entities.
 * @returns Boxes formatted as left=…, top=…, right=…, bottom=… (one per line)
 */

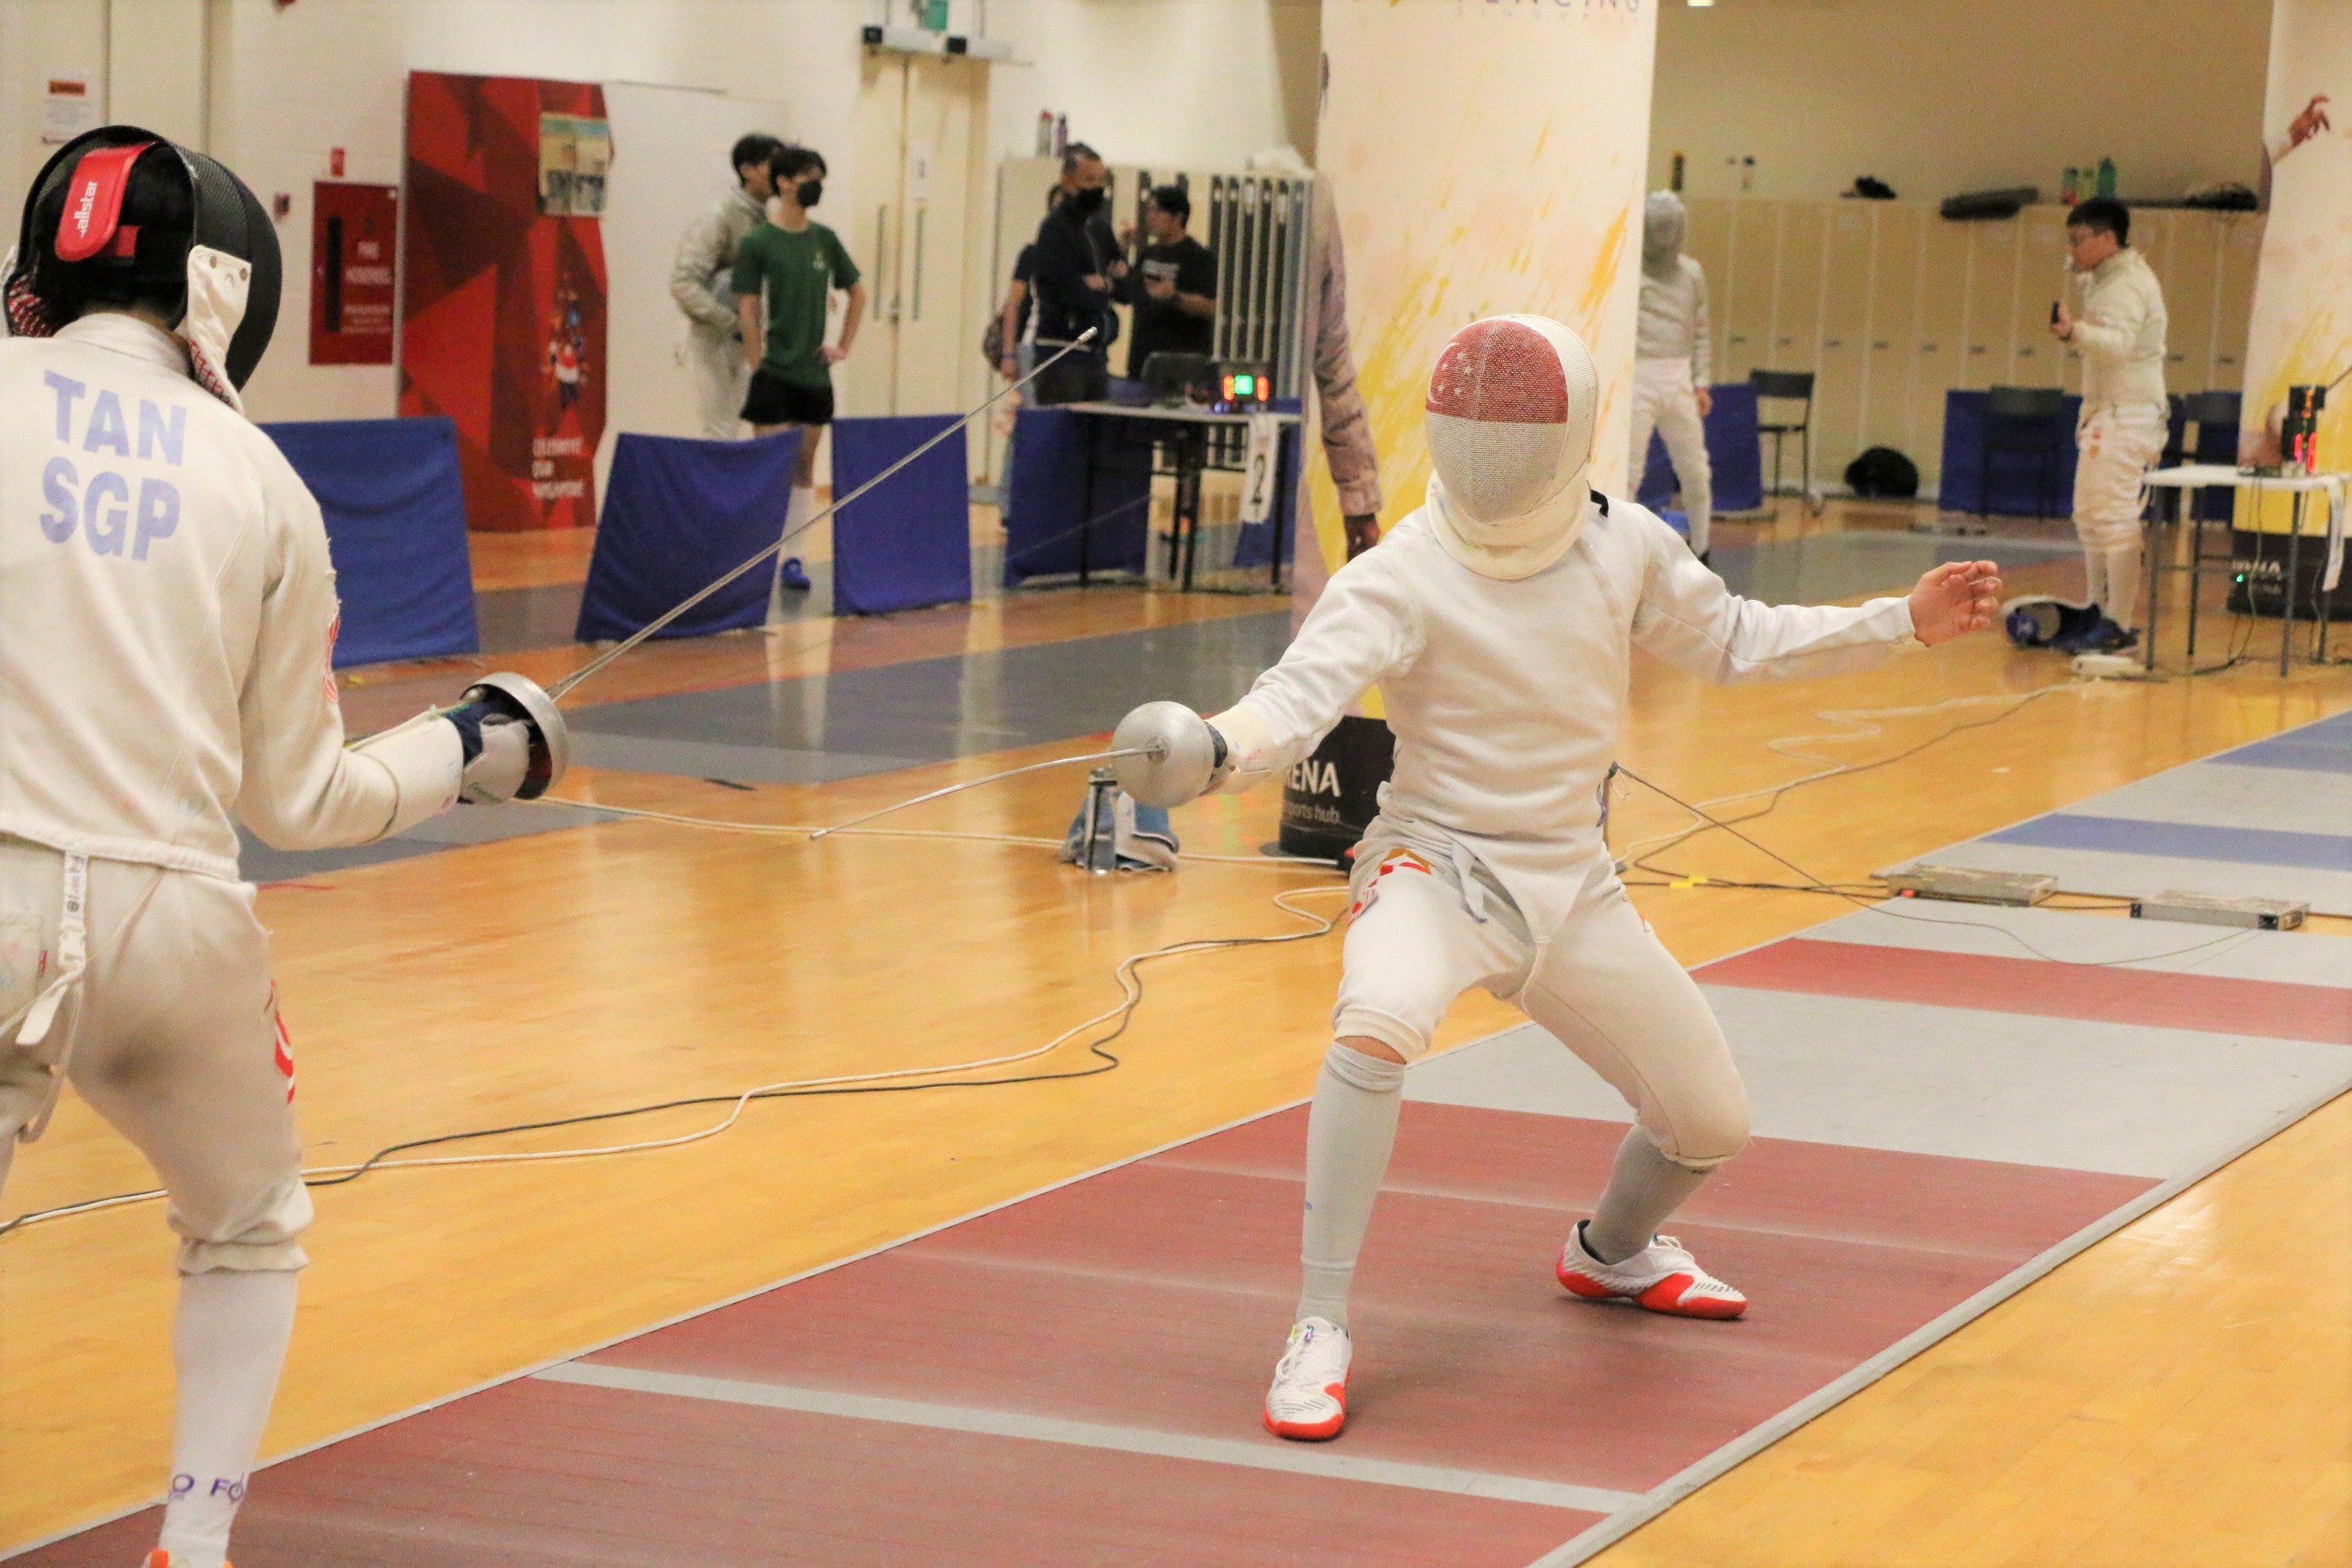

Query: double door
left=841, top=50, right=990, bottom=434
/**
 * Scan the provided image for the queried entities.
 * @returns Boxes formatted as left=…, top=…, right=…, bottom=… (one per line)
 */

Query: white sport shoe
left=1263, top=1316, right=1352, bottom=1441
left=1557, top=1221, right=1749, bottom=1320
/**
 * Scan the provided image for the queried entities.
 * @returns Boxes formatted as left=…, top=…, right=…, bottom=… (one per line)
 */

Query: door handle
left=910, top=205, right=926, bottom=322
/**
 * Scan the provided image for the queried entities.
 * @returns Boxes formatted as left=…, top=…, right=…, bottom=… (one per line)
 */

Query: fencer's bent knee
left=1330, top=1003, right=1430, bottom=1063
left=1641, top=1077, right=1749, bottom=1171
left=175, top=1173, right=312, bottom=1274
left=1324, top=1039, right=1408, bottom=1092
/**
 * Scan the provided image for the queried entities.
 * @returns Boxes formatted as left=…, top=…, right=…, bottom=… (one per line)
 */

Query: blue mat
left=1003, top=407, right=1151, bottom=585
left=2220, top=708, right=2352, bottom=774
left=578, top=430, right=800, bottom=643
left=1637, top=382, right=1764, bottom=515
left=830, top=415, right=971, bottom=616
left=1984, top=813, right=2352, bottom=873
left=261, top=416, right=478, bottom=668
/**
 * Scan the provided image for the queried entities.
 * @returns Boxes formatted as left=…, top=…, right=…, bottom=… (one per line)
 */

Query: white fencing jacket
left=2069, top=248, right=2167, bottom=413
left=0, top=315, right=459, bottom=882
left=1212, top=497, right=1914, bottom=940
left=1635, top=256, right=1712, bottom=383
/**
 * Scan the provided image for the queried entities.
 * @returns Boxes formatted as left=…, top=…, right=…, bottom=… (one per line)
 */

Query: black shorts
left=742, top=370, right=834, bottom=427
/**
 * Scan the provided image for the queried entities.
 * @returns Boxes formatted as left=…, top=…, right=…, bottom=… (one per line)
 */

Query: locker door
left=2009, top=205, right=2068, bottom=389
left=1862, top=203, right=1923, bottom=464
left=2211, top=212, right=2263, bottom=395
left=1814, top=202, right=1873, bottom=480
left=1767, top=201, right=1827, bottom=378
left=1912, top=214, right=1970, bottom=487
left=2156, top=210, right=2221, bottom=397
left=1722, top=200, right=1779, bottom=383
left=1685, top=197, right=1735, bottom=386
left=1960, top=216, right=2019, bottom=391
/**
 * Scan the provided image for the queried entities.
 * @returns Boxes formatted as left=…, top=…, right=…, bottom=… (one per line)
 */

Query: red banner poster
left=399, top=71, right=609, bottom=531
left=309, top=181, right=398, bottom=365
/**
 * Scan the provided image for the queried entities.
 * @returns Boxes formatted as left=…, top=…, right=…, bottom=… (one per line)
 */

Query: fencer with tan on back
left=0, top=127, right=564, bottom=1568
left=1116, top=314, right=2000, bottom=1443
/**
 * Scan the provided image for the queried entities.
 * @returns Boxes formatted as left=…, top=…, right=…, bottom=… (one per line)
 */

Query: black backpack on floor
left=1845, top=446, right=1920, bottom=499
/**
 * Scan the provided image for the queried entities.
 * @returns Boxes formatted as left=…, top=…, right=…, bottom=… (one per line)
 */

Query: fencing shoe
left=1264, top=1316, right=1352, bottom=1441
left=145, top=1554, right=230, bottom=1567
left=1558, top=1221, right=1748, bottom=1320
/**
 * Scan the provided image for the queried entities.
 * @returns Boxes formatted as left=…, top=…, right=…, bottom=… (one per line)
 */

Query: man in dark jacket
left=1027, top=144, right=1121, bottom=405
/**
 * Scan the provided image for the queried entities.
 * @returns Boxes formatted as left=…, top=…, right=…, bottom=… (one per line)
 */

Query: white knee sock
left=1295, top=1042, right=1406, bottom=1331
left=2104, top=543, right=2143, bottom=629
left=157, top=1269, right=298, bottom=1568
left=2080, top=544, right=2109, bottom=612
left=1583, top=1126, right=1712, bottom=1265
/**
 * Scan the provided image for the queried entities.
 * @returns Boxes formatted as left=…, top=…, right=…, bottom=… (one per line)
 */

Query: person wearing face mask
left=734, top=144, right=867, bottom=581
left=1026, top=143, right=1121, bottom=405
left=1631, top=191, right=1715, bottom=560
left=1107, top=316, right=2005, bottom=1442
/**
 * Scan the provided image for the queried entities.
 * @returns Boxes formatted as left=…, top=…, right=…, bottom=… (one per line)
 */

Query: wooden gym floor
left=2, top=499, right=2347, bottom=1565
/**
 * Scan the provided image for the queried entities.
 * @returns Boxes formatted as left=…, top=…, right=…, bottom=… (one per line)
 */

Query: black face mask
left=1070, top=186, right=1106, bottom=215
left=795, top=179, right=823, bottom=209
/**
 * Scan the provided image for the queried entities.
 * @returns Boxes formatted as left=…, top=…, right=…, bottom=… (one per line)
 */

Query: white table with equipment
left=2140, top=464, right=2345, bottom=675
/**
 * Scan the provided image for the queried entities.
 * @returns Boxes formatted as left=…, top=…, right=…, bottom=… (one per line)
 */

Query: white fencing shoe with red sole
left=1557, top=1221, right=1748, bottom=1320
left=1263, top=1316, right=1352, bottom=1440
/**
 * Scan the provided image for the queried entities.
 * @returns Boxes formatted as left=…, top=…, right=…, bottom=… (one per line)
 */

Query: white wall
left=0, top=0, right=1314, bottom=426
left=1651, top=0, right=2271, bottom=205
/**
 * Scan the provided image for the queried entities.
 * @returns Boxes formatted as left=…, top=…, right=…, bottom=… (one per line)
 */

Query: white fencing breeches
left=0, top=837, right=310, bottom=1273
left=1630, top=358, right=1714, bottom=555
left=1332, top=844, right=1749, bottom=1167
left=2073, top=404, right=2165, bottom=625
left=686, top=329, right=750, bottom=441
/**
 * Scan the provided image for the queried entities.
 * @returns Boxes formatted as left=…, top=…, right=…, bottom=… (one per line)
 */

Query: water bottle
left=2096, top=157, right=2116, bottom=199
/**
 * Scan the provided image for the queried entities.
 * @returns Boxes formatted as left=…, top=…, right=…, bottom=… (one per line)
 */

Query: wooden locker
left=1685, top=197, right=1735, bottom=386
left=2211, top=211, right=2263, bottom=394
left=1861, top=203, right=1923, bottom=465
left=1961, top=216, right=2020, bottom=392
left=1722, top=200, right=1779, bottom=383
left=1912, top=213, right=1971, bottom=487
left=2008, top=205, right=2068, bottom=388
left=1767, top=201, right=1828, bottom=379
left=1814, top=202, right=1873, bottom=480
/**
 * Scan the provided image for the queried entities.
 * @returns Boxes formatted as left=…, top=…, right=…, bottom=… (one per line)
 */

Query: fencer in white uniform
left=0, top=128, right=564, bottom=1568
left=1631, top=192, right=1714, bottom=560
left=1112, top=315, right=2001, bottom=1442
left=2052, top=198, right=2167, bottom=649
left=670, top=134, right=781, bottom=441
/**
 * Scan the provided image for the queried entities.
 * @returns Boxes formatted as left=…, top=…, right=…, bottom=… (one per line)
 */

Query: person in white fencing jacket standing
left=0, top=126, right=563, bottom=1568
left=671, top=132, right=784, bottom=439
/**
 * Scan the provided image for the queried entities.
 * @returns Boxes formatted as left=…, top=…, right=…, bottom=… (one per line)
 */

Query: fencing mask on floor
left=1423, top=314, right=1598, bottom=580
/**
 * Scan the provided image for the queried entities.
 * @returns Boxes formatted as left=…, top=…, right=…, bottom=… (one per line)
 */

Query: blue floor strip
left=1985, top=812, right=2352, bottom=872
left=2219, top=708, right=2352, bottom=775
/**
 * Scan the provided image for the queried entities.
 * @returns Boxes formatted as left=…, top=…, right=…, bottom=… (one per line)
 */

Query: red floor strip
left=1696, top=938, right=2352, bottom=1044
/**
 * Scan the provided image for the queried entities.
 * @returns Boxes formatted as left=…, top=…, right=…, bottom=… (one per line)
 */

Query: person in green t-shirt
left=732, top=144, right=867, bottom=525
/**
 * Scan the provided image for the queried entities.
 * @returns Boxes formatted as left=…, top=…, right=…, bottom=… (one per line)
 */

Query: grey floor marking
left=535, top=1360, right=1639, bottom=1516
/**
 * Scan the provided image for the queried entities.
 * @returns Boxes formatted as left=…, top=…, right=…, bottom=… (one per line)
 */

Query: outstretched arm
left=1633, top=516, right=1998, bottom=681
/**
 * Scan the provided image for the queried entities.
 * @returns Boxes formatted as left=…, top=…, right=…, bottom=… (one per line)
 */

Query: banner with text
left=401, top=71, right=609, bottom=531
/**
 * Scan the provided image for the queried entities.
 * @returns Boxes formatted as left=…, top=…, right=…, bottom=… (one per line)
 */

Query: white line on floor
left=535, top=1359, right=1638, bottom=1515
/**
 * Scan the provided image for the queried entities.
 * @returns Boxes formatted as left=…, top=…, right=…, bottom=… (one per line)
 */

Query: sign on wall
left=309, top=182, right=398, bottom=366
left=400, top=71, right=609, bottom=532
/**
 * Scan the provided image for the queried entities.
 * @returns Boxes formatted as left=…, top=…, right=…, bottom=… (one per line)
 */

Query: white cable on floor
left=0, top=878, right=1346, bottom=1236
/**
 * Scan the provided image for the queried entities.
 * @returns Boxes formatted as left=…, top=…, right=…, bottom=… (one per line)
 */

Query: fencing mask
left=3, top=126, right=282, bottom=411
left=1643, top=191, right=1685, bottom=279
left=1423, top=315, right=1599, bottom=580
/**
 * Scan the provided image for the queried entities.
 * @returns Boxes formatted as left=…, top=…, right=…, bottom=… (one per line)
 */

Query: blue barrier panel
left=1636, top=383, right=1763, bottom=516
left=830, top=414, right=972, bottom=616
left=261, top=416, right=479, bottom=668
left=1004, top=407, right=1151, bottom=584
left=577, top=429, right=799, bottom=643
left=1938, top=390, right=2083, bottom=515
